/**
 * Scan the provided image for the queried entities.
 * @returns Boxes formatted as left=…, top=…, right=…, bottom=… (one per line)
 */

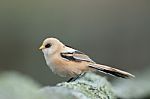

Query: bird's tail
left=88, top=64, right=135, bottom=78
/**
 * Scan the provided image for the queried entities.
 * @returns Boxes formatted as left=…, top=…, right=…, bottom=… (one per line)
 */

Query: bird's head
left=39, top=37, right=64, bottom=55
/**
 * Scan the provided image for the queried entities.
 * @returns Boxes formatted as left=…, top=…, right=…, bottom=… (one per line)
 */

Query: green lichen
left=57, top=72, right=116, bottom=99
left=39, top=86, right=88, bottom=99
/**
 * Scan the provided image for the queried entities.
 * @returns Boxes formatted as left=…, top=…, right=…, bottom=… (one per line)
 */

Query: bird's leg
left=67, top=77, right=74, bottom=82
left=67, top=73, right=86, bottom=82
left=72, top=73, right=86, bottom=81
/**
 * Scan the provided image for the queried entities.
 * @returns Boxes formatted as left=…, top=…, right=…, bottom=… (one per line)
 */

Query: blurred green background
left=0, top=0, right=150, bottom=85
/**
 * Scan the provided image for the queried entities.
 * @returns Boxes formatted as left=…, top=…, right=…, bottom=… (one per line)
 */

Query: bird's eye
left=45, top=44, right=51, bottom=48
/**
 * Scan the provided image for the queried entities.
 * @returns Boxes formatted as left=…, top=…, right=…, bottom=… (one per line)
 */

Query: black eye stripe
left=45, top=44, right=51, bottom=48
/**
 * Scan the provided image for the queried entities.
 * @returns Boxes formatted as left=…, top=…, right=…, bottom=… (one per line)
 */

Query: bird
left=39, top=37, right=135, bottom=82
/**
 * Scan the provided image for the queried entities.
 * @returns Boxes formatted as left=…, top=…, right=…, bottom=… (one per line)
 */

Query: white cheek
left=42, top=48, right=52, bottom=65
left=42, top=48, right=52, bottom=55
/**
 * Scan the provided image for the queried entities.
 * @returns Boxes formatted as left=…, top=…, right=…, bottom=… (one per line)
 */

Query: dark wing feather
left=61, top=50, right=95, bottom=63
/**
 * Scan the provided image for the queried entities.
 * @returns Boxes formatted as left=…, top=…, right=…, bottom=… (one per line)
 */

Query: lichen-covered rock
left=39, top=86, right=88, bottom=99
left=113, top=69, right=150, bottom=99
left=1, top=70, right=150, bottom=99
left=0, top=71, right=41, bottom=99
left=57, top=72, right=116, bottom=99
left=0, top=71, right=116, bottom=99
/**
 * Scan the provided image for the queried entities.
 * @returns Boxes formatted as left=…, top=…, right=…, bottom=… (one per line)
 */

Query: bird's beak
left=39, top=45, right=45, bottom=50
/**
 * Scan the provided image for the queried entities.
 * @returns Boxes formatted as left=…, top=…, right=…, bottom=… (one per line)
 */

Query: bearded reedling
left=39, top=38, right=135, bottom=82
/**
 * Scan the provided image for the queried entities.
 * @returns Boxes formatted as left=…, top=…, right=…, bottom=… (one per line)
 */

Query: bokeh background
left=0, top=0, right=150, bottom=85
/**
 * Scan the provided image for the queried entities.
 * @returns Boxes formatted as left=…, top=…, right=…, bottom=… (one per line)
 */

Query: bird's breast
left=43, top=54, right=69, bottom=77
left=44, top=54, right=90, bottom=77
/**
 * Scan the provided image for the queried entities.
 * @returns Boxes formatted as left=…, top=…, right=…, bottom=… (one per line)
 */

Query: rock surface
left=0, top=71, right=115, bottom=99
left=1, top=70, right=150, bottom=99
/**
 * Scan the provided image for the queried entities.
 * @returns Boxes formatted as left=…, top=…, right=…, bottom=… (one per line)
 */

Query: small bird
left=39, top=37, right=134, bottom=82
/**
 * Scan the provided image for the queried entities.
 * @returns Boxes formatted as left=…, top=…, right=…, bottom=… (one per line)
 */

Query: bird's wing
left=61, top=46, right=95, bottom=63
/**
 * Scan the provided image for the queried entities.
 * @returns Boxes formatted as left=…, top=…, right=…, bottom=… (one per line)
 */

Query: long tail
left=88, top=64, right=135, bottom=78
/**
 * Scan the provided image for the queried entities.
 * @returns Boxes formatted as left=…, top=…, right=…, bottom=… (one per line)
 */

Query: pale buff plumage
left=39, top=37, right=134, bottom=80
